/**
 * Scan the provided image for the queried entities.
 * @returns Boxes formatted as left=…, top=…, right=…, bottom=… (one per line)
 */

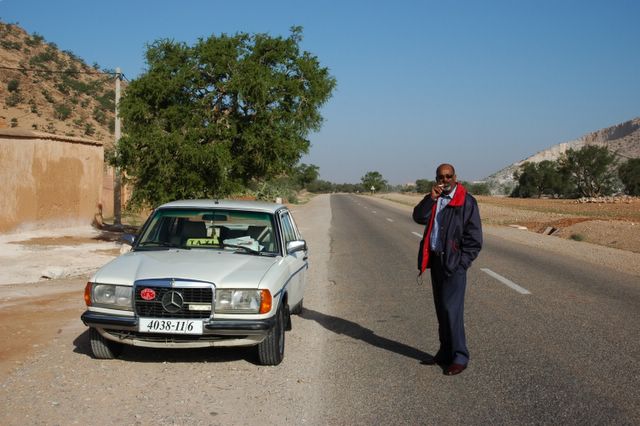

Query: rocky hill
left=484, top=117, right=640, bottom=195
left=0, top=21, right=119, bottom=145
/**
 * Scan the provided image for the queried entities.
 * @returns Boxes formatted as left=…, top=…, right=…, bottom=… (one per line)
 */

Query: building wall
left=0, top=129, right=104, bottom=233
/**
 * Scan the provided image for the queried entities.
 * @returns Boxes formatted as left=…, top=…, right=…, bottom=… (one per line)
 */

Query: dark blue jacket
left=412, top=184, right=483, bottom=276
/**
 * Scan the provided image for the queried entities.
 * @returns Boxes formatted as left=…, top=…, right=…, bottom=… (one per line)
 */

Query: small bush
left=7, top=79, right=20, bottom=92
left=97, top=91, right=115, bottom=110
left=5, top=92, right=22, bottom=107
left=26, top=33, right=45, bottom=47
left=42, top=89, right=55, bottom=103
left=569, top=233, right=585, bottom=242
left=56, top=82, right=70, bottom=95
left=84, top=123, right=96, bottom=136
left=10, top=118, right=18, bottom=128
left=29, top=50, right=57, bottom=67
left=93, top=108, right=106, bottom=124
left=1, top=40, right=22, bottom=50
left=54, top=103, right=72, bottom=120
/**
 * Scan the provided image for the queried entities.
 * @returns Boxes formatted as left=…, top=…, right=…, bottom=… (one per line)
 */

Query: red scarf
left=419, top=184, right=467, bottom=274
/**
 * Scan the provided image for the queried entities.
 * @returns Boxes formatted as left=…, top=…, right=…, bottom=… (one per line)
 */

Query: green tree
left=361, top=171, right=387, bottom=192
left=114, top=27, right=336, bottom=208
left=558, top=146, right=617, bottom=197
left=512, top=160, right=563, bottom=198
left=307, top=179, right=334, bottom=193
left=618, top=158, right=640, bottom=196
left=415, top=179, right=433, bottom=194
left=462, top=181, right=491, bottom=196
left=294, top=163, right=320, bottom=188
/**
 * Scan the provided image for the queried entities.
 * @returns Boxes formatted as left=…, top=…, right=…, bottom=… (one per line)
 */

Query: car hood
left=91, top=249, right=279, bottom=287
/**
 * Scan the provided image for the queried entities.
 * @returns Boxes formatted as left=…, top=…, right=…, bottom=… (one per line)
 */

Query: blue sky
left=2, top=0, right=639, bottom=184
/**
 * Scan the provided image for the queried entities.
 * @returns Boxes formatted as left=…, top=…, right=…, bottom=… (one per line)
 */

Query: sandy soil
left=377, top=193, right=640, bottom=254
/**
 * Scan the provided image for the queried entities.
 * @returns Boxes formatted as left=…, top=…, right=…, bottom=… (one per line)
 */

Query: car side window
left=280, top=212, right=297, bottom=244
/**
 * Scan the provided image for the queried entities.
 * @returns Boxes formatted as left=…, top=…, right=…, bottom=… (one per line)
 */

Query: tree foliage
left=415, top=179, right=433, bottom=194
left=462, top=181, right=491, bottom=195
left=558, top=146, right=618, bottom=197
left=512, top=160, right=564, bottom=198
left=294, top=163, right=320, bottom=188
left=618, top=158, right=640, bottom=196
left=361, top=171, right=387, bottom=192
left=114, top=27, right=336, bottom=208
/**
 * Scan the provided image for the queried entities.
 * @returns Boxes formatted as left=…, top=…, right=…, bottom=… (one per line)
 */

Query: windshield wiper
left=137, top=241, right=183, bottom=249
left=221, top=243, right=264, bottom=255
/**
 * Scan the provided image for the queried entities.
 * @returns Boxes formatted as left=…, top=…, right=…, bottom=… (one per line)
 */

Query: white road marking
left=412, top=232, right=423, bottom=238
left=386, top=218, right=394, bottom=222
left=481, top=268, right=531, bottom=295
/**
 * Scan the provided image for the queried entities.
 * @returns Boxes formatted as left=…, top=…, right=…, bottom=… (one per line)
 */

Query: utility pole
left=113, top=67, right=122, bottom=226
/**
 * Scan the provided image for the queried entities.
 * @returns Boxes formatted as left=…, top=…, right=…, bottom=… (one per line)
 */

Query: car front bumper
left=81, top=310, right=276, bottom=348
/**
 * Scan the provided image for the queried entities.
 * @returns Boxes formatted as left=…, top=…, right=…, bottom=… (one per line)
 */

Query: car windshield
left=135, top=208, right=278, bottom=255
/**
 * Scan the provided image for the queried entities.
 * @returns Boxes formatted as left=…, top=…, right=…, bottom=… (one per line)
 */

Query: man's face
left=436, top=166, right=456, bottom=193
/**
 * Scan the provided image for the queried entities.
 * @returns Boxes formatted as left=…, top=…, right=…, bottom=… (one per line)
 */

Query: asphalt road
left=315, top=194, right=640, bottom=424
left=0, top=193, right=638, bottom=425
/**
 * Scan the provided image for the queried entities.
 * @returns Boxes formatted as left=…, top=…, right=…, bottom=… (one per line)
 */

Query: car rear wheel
left=257, top=305, right=285, bottom=365
left=89, top=327, right=123, bottom=359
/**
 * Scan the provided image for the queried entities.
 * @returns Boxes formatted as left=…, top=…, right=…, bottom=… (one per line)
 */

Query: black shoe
left=444, top=363, right=467, bottom=375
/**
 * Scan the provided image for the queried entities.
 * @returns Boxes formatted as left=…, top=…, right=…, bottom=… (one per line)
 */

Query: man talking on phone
left=413, top=163, right=482, bottom=375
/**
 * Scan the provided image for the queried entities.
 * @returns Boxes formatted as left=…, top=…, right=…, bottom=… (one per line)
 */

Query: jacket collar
left=447, top=183, right=467, bottom=207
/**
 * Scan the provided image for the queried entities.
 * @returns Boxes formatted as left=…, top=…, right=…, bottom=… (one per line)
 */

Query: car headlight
left=215, top=289, right=271, bottom=314
left=85, top=283, right=133, bottom=310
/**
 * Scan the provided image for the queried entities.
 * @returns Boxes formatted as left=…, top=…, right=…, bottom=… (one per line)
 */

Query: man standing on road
left=413, top=163, right=483, bottom=375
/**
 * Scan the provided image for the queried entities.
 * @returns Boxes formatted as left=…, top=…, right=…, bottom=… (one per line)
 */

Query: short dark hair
left=436, top=163, right=456, bottom=176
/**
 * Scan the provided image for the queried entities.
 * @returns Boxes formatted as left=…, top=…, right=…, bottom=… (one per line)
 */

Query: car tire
left=89, top=327, right=123, bottom=359
left=257, top=305, right=285, bottom=366
left=290, top=298, right=304, bottom=315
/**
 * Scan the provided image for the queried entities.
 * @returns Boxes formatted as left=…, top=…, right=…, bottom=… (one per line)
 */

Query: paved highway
left=307, top=194, right=639, bottom=424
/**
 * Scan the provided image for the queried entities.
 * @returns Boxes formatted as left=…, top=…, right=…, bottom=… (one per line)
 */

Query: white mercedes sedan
left=81, top=199, right=308, bottom=365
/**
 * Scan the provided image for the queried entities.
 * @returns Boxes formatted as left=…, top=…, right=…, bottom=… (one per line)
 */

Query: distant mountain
left=0, top=21, right=119, bottom=145
left=484, top=117, right=640, bottom=195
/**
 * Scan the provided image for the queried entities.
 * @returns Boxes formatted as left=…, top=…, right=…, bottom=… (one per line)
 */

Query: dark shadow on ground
left=300, top=308, right=431, bottom=361
left=73, top=329, right=258, bottom=364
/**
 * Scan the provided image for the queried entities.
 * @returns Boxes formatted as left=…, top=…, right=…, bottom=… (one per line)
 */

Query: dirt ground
left=377, top=193, right=640, bottom=254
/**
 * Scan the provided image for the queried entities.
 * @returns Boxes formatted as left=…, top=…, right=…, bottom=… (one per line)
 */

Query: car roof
left=157, top=199, right=286, bottom=214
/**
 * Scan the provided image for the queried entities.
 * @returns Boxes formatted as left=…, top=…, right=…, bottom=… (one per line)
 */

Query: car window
left=136, top=208, right=277, bottom=253
left=280, top=212, right=297, bottom=244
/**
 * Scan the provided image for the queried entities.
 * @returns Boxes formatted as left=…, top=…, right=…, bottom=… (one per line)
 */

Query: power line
left=0, top=65, right=127, bottom=80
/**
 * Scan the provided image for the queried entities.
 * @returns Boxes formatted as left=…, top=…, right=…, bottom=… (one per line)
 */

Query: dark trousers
left=429, top=254, right=469, bottom=365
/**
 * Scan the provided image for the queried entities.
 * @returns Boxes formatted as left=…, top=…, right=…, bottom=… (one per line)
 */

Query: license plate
left=139, top=318, right=203, bottom=335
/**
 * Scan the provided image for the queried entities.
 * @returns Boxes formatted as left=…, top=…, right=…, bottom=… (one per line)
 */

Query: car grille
left=134, top=286, right=213, bottom=319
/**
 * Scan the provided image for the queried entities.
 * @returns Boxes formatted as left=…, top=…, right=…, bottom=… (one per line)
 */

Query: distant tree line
left=511, top=145, right=640, bottom=198
left=301, top=170, right=491, bottom=196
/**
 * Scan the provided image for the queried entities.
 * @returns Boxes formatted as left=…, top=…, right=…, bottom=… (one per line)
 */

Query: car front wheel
left=89, top=327, right=123, bottom=359
left=257, top=305, right=285, bottom=365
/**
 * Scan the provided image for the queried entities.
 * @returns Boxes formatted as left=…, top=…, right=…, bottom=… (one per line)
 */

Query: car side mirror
left=286, top=240, right=306, bottom=254
left=121, top=234, right=136, bottom=246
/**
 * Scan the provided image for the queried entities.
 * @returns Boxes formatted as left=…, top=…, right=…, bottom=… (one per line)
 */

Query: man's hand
left=431, top=183, right=444, bottom=200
